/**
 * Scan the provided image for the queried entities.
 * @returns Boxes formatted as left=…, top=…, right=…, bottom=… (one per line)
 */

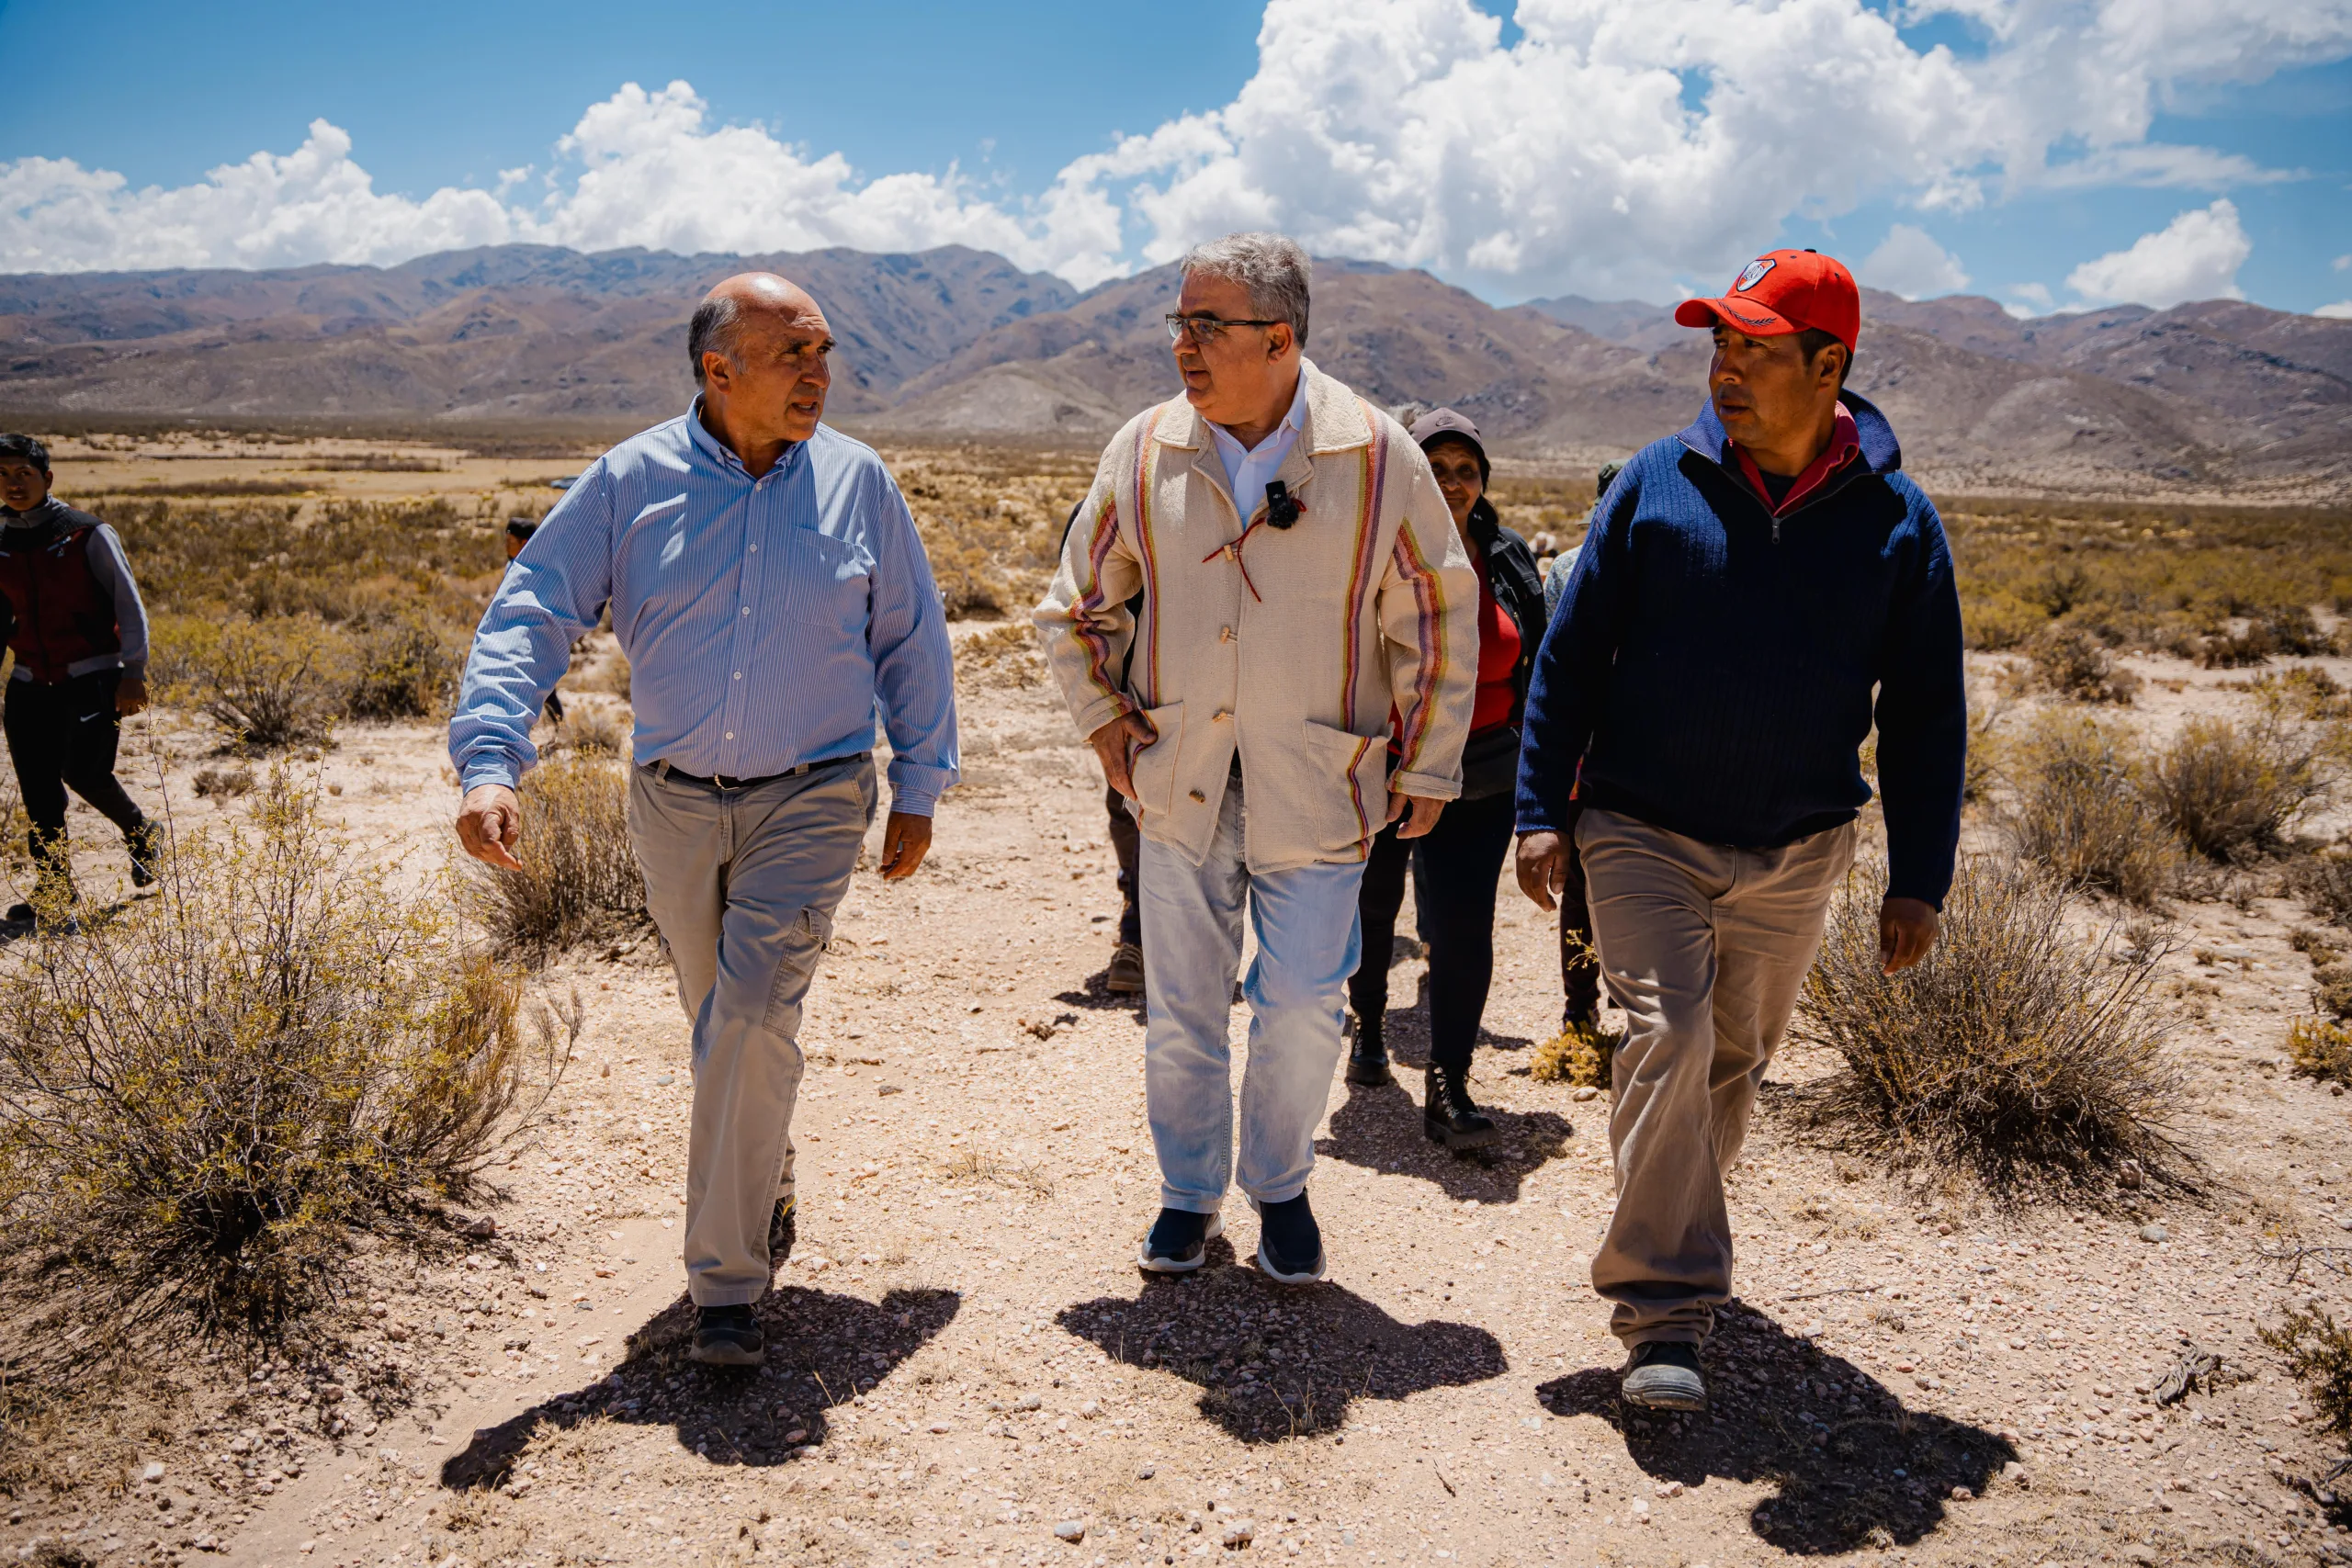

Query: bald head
left=688, top=273, right=825, bottom=388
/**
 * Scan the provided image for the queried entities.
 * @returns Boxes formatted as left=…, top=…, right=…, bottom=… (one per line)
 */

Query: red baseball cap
left=1673, top=249, right=1860, bottom=349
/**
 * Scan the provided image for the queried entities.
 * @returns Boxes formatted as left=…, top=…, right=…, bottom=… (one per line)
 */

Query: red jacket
left=0, top=502, right=142, bottom=684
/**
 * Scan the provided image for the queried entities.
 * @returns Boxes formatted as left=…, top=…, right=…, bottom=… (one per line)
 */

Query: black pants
left=1556, top=807, right=1601, bottom=1026
left=1105, top=786, right=1142, bottom=947
left=3, top=671, right=147, bottom=880
left=1351, top=790, right=1517, bottom=1072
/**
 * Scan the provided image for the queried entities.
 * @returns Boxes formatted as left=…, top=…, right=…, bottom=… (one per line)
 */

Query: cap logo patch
left=1734, top=256, right=1777, bottom=293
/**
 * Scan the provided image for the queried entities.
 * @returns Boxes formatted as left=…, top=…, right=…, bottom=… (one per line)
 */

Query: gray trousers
left=628, top=757, right=876, bottom=1306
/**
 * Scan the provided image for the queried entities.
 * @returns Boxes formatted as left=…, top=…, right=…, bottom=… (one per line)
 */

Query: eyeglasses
left=1165, top=313, right=1283, bottom=344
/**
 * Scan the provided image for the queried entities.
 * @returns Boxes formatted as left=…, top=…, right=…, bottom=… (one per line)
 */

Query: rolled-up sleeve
left=865, top=469, right=959, bottom=817
left=448, top=465, right=616, bottom=791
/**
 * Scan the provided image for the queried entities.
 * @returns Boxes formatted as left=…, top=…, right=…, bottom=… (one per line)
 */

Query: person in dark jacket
left=1347, top=409, right=1546, bottom=1150
left=1514, top=250, right=1964, bottom=1414
left=0, top=434, right=159, bottom=921
left=503, top=518, right=565, bottom=726
left=1536, top=457, right=1622, bottom=1037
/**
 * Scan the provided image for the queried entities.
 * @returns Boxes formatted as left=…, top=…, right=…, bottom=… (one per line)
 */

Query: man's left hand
left=1879, top=896, right=1939, bottom=974
left=1387, top=792, right=1444, bottom=840
left=116, top=676, right=149, bottom=716
left=877, top=812, right=933, bottom=880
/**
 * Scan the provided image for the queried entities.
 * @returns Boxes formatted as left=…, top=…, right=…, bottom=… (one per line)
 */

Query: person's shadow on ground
left=438, top=1284, right=960, bottom=1489
left=1538, top=1303, right=2014, bottom=1555
left=1057, top=1256, right=1507, bottom=1444
left=1318, top=1078, right=1577, bottom=1203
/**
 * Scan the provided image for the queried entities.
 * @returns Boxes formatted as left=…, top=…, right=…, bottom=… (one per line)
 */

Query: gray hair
left=686, top=294, right=744, bottom=385
left=1181, top=232, right=1311, bottom=347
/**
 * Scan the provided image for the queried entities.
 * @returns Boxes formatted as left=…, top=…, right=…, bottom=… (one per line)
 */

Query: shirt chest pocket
left=778, top=528, right=870, bottom=634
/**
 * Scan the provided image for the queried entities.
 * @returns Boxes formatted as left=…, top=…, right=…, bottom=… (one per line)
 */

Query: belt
left=650, top=752, right=869, bottom=791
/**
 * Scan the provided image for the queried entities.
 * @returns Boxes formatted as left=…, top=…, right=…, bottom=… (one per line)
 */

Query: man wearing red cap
left=1513, top=249, right=1965, bottom=1412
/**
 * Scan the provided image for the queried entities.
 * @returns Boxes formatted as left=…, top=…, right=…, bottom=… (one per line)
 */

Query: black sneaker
left=1106, top=942, right=1146, bottom=995
left=1344, top=1013, right=1393, bottom=1087
left=1424, top=1063, right=1500, bottom=1151
left=688, top=1303, right=765, bottom=1367
left=769, top=1196, right=796, bottom=1267
left=126, top=821, right=163, bottom=889
left=1620, top=1341, right=1707, bottom=1412
left=3, top=903, right=29, bottom=925
left=1137, top=1208, right=1222, bottom=1272
left=1253, top=1192, right=1328, bottom=1284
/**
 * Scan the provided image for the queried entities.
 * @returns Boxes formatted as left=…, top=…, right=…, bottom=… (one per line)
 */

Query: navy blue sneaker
left=1138, top=1208, right=1222, bottom=1272
left=1253, top=1192, right=1328, bottom=1284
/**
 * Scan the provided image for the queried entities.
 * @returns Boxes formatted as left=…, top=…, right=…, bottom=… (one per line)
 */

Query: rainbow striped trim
left=1132, top=409, right=1166, bottom=705
left=1343, top=732, right=1375, bottom=851
left=1388, top=521, right=1449, bottom=776
left=1068, top=488, right=1129, bottom=713
left=1338, top=412, right=1387, bottom=720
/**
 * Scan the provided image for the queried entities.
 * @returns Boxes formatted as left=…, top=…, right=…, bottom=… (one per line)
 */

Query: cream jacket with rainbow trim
left=1034, top=361, right=1478, bottom=873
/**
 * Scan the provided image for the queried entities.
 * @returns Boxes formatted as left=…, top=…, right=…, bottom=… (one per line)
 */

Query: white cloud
left=2065, top=198, right=2252, bottom=307
left=2, top=0, right=2348, bottom=298
left=2316, top=300, right=2352, bottom=318
left=1861, top=224, right=1973, bottom=299
left=2335, top=253, right=2351, bottom=270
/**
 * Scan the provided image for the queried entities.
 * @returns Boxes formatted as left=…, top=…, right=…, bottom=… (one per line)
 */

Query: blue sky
left=3, top=0, right=2348, bottom=315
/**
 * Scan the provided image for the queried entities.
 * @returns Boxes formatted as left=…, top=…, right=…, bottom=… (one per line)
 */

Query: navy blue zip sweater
left=1515, top=390, right=1966, bottom=908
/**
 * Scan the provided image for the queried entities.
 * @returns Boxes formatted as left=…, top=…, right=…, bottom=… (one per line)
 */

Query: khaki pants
left=628, top=758, right=876, bottom=1306
left=1576, top=807, right=1857, bottom=1347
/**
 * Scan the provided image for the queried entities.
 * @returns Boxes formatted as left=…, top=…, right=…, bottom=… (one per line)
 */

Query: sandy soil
left=6, top=631, right=2352, bottom=1568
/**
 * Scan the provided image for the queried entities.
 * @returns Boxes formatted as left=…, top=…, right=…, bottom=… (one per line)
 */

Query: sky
left=3, top=0, right=2349, bottom=318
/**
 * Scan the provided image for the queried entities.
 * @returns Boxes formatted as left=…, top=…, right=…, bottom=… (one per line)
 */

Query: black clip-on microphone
left=1263, top=480, right=1303, bottom=529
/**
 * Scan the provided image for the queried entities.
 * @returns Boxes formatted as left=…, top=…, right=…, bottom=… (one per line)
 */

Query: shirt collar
left=685, top=395, right=806, bottom=480
left=1205, top=367, right=1307, bottom=460
left=1731, top=402, right=1861, bottom=518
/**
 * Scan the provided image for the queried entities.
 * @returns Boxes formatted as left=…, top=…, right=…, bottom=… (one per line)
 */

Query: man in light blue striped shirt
left=451, top=272, right=957, bottom=1366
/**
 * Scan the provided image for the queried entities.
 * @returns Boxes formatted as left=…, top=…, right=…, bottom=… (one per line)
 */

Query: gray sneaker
left=1620, top=1341, right=1707, bottom=1411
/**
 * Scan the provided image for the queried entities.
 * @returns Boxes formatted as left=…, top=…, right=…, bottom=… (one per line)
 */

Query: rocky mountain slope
left=3, top=246, right=2346, bottom=495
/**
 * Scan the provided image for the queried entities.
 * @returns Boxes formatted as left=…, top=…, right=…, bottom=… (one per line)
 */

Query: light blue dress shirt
left=1204, top=364, right=1307, bottom=519
left=449, top=403, right=959, bottom=816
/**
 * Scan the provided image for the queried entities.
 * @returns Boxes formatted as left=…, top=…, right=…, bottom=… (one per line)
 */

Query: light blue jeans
left=1138, top=775, right=1367, bottom=1213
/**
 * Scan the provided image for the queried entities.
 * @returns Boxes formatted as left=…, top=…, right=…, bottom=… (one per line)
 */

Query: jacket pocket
left=1126, top=702, right=1186, bottom=818
left=1301, top=719, right=1387, bottom=854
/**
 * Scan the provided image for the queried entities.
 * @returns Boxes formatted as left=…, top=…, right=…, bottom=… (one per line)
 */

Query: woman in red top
left=1348, top=410, right=1549, bottom=1148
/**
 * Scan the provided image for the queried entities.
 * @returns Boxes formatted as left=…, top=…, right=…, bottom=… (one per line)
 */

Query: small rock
left=459, top=1214, right=497, bottom=1239
left=1572, top=1087, right=1600, bottom=1101
left=1222, top=1520, right=1255, bottom=1548
left=1054, top=1520, right=1087, bottom=1542
left=2003, top=1461, right=2031, bottom=1488
left=1950, top=1484, right=1974, bottom=1501
left=784, top=1428, right=808, bottom=1444
left=1138, top=1464, right=1157, bottom=1480
left=1016, top=1393, right=1044, bottom=1412
left=2139, top=1223, right=2168, bottom=1243
left=2117, top=1158, right=2144, bottom=1190
left=1079, top=1400, right=1102, bottom=1419
left=141, top=1461, right=164, bottom=1483
left=655, top=1073, right=674, bottom=1086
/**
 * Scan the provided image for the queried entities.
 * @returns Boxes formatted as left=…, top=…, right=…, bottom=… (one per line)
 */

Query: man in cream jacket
left=1035, top=233, right=1476, bottom=1283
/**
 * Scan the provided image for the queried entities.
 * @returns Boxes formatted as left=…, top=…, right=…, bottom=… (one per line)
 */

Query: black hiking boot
left=1106, top=942, right=1146, bottom=995
left=688, top=1303, right=765, bottom=1368
left=1424, top=1062, right=1500, bottom=1151
left=127, top=820, right=163, bottom=889
left=1345, top=1013, right=1393, bottom=1087
left=1621, top=1341, right=1708, bottom=1411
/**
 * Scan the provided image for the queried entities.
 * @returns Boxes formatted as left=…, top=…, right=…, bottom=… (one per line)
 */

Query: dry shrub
left=2001, top=709, right=2178, bottom=905
left=2287, top=1018, right=2352, bottom=1089
left=956, top=623, right=1045, bottom=689
left=1961, top=590, right=2045, bottom=652
left=191, top=764, right=254, bottom=799
left=551, top=705, right=628, bottom=757
left=465, top=756, right=646, bottom=958
left=1787, top=855, right=2187, bottom=1196
left=2251, top=665, right=2351, bottom=721
left=0, top=775, right=572, bottom=1337
left=1529, top=1020, right=1618, bottom=1087
left=2258, top=1308, right=2352, bottom=1463
left=2145, top=715, right=2326, bottom=863
left=586, top=648, right=631, bottom=700
left=2296, top=851, right=2352, bottom=928
left=156, top=615, right=343, bottom=749
left=2023, top=624, right=2140, bottom=705
left=345, top=617, right=460, bottom=721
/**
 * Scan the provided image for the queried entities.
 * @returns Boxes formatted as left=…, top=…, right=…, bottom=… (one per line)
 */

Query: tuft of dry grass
left=0, top=773, right=574, bottom=1338
left=2020, top=624, right=2141, bottom=705
left=464, top=756, right=647, bottom=959
left=345, top=616, right=461, bottom=721
left=550, top=705, right=628, bottom=758
left=2000, top=709, right=2179, bottom=905
left=1787, top=854, right=2188, bottom=1197
left=2257, top=1307, right=2352, bottom=1464
left=1529, top=1021, right=1618, bottom=1088
left=2144, top=715, right=2326, bottom=863
left=191, top=764, right=255, bottom=799
left=2287, top=1017, right=2352, bottom=1089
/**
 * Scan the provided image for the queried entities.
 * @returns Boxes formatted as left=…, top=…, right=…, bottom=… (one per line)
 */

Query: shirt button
left=725, top=732, right=735, bottom=740
left=734, top=671, right=743, bottom=680
left=749, top=544, right=758, bottom=552
left=1188, top=789, right=1207, bottom=804
left=1220, top=626, right=1235, bottom=642
left=741, top=606, right=751, bottom=615
left=1214, top=711, right=1231, bottom=723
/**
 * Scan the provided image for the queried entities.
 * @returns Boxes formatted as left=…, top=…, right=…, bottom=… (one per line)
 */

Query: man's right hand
left=1089, top=711, right=1159, bottom=802
left=1514, top=829, right=1567, bottom=911
left=457, top=784, right=526, bottom=871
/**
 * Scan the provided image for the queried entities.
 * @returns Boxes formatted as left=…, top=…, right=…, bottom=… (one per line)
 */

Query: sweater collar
left=1677, top=388, right=1903, bottom=483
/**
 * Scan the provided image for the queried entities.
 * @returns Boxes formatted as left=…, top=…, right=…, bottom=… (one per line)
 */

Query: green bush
left=0, top=775, right=574, bottom=1333
left=1789, top=855, right=2186, bottom=1194
left=345, top=618, right=460, bottom=721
